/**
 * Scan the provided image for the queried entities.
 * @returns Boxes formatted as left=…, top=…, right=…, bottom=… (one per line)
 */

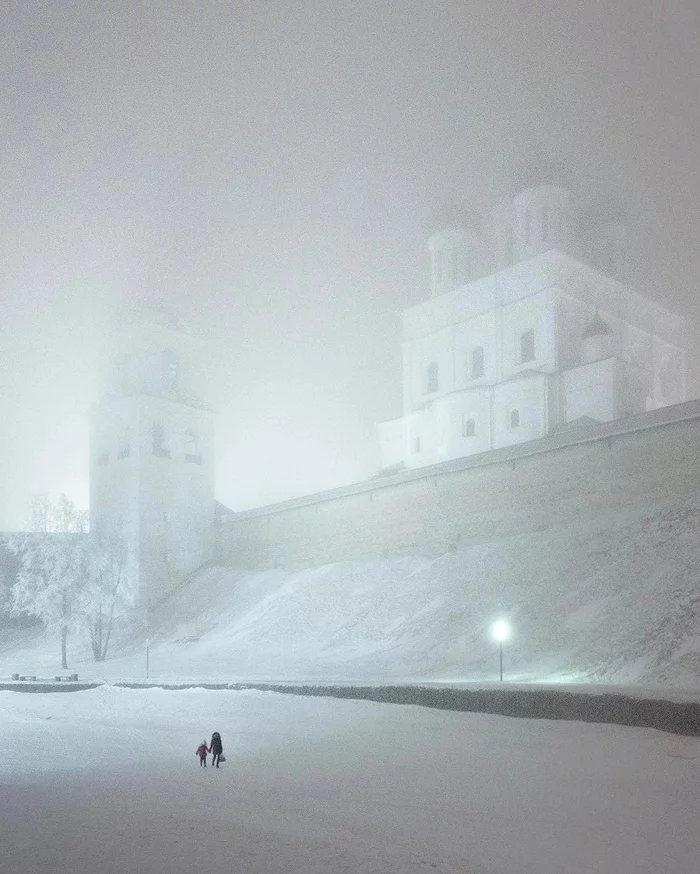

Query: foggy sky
left=0, top=0, right=698, bottom=528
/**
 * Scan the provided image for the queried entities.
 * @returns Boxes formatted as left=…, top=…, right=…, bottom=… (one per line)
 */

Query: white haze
left=0, top=1, right=698, bottom=526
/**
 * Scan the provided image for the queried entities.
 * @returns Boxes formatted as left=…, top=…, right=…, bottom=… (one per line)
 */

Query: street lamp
left=491, top=619, right=511, bottom=682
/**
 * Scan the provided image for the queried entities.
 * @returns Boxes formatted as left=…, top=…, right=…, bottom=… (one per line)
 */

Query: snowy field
left=1, top=686, right=700, bottom=874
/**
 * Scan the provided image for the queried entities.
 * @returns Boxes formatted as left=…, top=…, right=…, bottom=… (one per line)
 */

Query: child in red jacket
left=196, top=740, right=208, bottom=767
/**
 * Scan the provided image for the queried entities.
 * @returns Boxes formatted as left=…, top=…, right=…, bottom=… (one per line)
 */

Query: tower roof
left=428, top=200, right=482, bottom=235
left=511, top=156, right=570, bottom=196
left=116, top=299, right=189, bottom=334
left=581, top=311, right=613, bottom=339
left=579, top=193, right=630, bottom=229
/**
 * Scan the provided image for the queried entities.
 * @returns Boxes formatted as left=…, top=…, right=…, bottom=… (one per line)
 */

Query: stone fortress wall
left=216, top=398, right=700, bottom=571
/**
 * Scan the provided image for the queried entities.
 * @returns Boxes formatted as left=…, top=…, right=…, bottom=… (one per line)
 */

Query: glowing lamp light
left=492, top=619, right=510, bottom=643
left=491, top=619, right=511, bottom=681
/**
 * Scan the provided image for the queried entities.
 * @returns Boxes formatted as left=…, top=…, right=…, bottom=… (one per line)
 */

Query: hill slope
left=3, top=495, right=700, bottom=687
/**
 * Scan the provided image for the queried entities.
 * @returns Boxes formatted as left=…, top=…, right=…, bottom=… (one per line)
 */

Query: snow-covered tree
left=81, top=533, right=135, bottom=662
left=6, top=494, right=89, bottom=669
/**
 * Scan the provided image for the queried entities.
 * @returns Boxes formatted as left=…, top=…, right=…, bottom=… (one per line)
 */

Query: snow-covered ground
left=3, top=495, right=700, bottom=688
left=1, top=685, right=699, bottom=874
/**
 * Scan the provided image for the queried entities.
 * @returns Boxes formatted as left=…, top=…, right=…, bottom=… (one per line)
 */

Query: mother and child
left=196, top=731, right=224, bottom=767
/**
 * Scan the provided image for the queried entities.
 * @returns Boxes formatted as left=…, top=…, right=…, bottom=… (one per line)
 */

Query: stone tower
left=90, top=303, right=214, bottom=607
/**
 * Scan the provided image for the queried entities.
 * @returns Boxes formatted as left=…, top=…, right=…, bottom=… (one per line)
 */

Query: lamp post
left=491, top=619, right=510, bottom=682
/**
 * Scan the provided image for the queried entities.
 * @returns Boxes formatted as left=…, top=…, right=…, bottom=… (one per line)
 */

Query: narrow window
left=435, top=251, right=446, bottom=286
left=152, top=421, right=171, bottom=458
left=413, top=436, right=421, bottom=454
left=471, top=346, right=485, bottom=379
left=456, top=248, right=470, bottom=284
left=184, top=429, right=202, bottom=464
left=426, top=362, right=439, bottom=394
left=116, top=357, right=129, bottom=395
left=462, top=417, right=476, bottom=438
left=161, top=350, right=179, bottom=390
left=509, top=409, right=520, bottom=428
left=520, top=329, right=535, bottom=363
left=505, top=225, right=513, bottom=263
left=97, top=452, right=109, bottom=467
left=118, top=427, right=131, bottom=459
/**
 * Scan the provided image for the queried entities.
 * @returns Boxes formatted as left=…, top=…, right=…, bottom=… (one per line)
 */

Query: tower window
left=544, top=205, right=557, bottom=242
left=116, top=357, right=129, bottom=395
left=505, top=225, right=514, bottom=263
left=413, top=436, right=421, bottom=454
left=161, top=350, right=179, bottom=391
left=455, top=248, right=471, bottom=284
left=520, top=329, right=535, bottom=363
left=118, top=427, right=131, bottom=460
left=471, top=346, right=485, bottom=379
left=184, top=429, right=202, bottom=464
left=509, top=409, right=520, bottom=428
left=435, top=251, right=448, bottom=286
left=152, top=421, right=171, bottom=458
left=426, top=362, right=439, bottom=394
left=462, top=417, right=476, bottom=438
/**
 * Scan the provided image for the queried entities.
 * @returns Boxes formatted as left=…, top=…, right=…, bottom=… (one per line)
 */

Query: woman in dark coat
left=209, top=731, right=223, bottom=767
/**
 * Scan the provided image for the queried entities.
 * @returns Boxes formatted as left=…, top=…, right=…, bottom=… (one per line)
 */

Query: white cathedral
left=89, top=168, right=689, bottom=606
left=378, top=172, right=687, bottom=471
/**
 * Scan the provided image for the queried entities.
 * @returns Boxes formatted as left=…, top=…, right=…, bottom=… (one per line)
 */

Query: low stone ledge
left=234, top=683, right=700, bottom=736
left=0, top=681, right=100, bottom=693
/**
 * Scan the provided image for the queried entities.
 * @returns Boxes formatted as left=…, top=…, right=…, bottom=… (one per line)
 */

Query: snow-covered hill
left=4, top=494, right=700, bottom=687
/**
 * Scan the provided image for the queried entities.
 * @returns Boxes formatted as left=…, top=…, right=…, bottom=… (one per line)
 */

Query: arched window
left=455, top=248, right=471, bottom=284
left=462, top=417, right=476, bottom=438
left=434, top=250, right=448, bottom=286
left=505, top=225, right=514, bottom=263
left=184, top=429, right=202, bottom=464
left=509, top=409, right=520, bottom=428
left=118, top=427, right=131, bottom=459
left=545, top=205, right=558, bottom=242
left=471, top=346, right=485, bottom=379
left=161, top=350, right=179, bottom=391
left=426, top=362, right=439, bottom=394
left=116, top=356, right=129, bottom=395
left=152, top=421, right=171, bottom=458
left=520, top=329, right=535, bottom=363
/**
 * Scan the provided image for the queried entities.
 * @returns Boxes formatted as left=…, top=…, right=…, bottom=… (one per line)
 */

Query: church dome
left=428, top=200, right=482, bottom=235
left=510, top=156, right=570, bottom=196
left=579, top=193, right=630, bottom=231
left=581, top=312, right=612, bottom=340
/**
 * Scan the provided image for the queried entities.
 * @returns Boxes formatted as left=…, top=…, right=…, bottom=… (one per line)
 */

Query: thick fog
left=0, top=0, right=698, bottom=527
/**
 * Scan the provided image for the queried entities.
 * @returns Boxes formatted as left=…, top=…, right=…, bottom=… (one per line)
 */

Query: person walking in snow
left=209, top=731, right=223, bottom=768
left=196, top=740, right=208, bottom=767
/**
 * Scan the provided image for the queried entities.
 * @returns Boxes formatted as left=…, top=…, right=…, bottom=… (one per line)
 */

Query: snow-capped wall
left=218, top=399, right=700, bottom=572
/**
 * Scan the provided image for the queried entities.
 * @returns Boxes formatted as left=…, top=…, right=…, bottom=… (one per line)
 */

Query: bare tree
left=82, top=533, right=134, bottom=662
left=6, top=494, right=88, bottom=669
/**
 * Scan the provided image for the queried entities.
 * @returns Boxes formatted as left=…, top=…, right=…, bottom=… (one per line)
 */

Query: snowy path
left=1, top=687, right=699, bottom=874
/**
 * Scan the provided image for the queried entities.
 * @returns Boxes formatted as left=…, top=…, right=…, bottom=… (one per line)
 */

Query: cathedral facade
left=378, top=179, right=687, bottom=471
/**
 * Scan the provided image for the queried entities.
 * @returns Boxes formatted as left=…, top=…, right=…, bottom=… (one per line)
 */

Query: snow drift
left=4, top=494, right=700, bottom=687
